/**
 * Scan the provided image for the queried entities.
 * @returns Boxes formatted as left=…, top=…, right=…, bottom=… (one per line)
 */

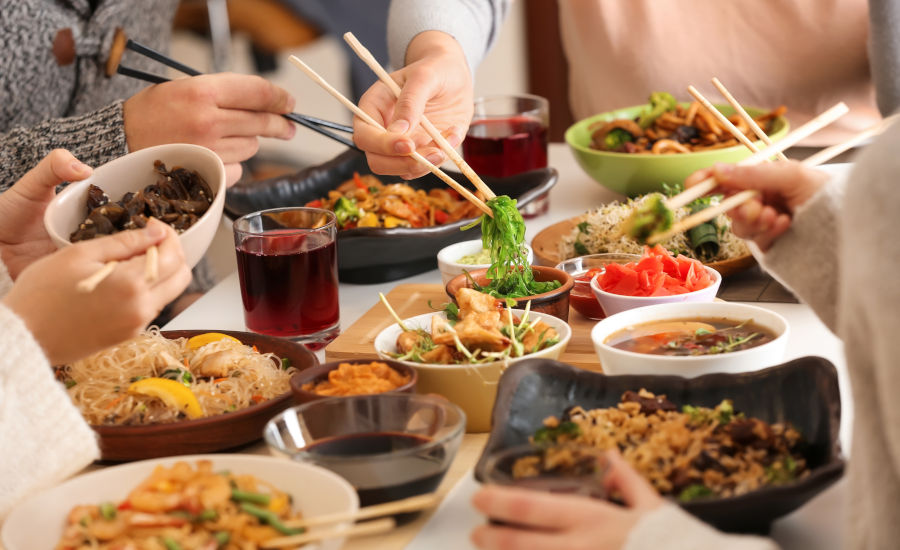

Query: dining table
left=163, top=142, right=852, bottom=550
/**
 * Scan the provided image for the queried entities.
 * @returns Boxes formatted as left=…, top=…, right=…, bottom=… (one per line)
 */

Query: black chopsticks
left=117, top=39, right=358, bottom=150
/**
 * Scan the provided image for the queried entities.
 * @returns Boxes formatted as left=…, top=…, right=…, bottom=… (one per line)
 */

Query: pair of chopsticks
left=287, top=33, right=497, bottom=218
left=117, top=39, right=358, bottom=150
left=259, top=493, right=440, bottom=549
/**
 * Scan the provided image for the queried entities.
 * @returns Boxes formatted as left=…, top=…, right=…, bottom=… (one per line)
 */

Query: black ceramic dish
left=225, top=150, right=558, bottom=283
left=474, top=357, right=845, bottom=533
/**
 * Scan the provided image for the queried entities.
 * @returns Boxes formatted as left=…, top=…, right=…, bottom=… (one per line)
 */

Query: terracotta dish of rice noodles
left=56, top=328, right=295, bottom=426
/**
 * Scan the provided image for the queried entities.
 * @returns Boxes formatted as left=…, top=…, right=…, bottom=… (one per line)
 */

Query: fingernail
left=72, top=161, right=92, bottom=175
left=426, top=153, right=444, bottom=166
left=714, top=163, right=734, bottom=176
left=387, top=119, right=410, bottom=134
left=394, top=140, right=414, bottom=154
left=146, top=218, right=166, bottom=238
left=286, top=96, right=296, bottom=112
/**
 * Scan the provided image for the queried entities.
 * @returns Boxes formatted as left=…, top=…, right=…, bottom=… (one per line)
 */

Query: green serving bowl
left=565, top=103, right=789, bottom=197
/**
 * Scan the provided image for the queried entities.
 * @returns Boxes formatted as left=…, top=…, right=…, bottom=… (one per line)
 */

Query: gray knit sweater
left=0, top=0, right=180, bottom=189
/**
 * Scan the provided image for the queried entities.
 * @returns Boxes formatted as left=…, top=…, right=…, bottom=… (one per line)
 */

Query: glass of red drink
left=233, top=207, right=339, bottom=349
left=462, top=94, right=550, bottom=218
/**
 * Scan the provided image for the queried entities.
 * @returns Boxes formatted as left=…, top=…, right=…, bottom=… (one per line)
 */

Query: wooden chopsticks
left=260, top=517, right=396, bottom=549
left=663, top=102, right=849, bottom=211
left=710, top=78, right=789, bottom=161
left=260, top=493, right=441, bottom=549
left=287, top=55, right=493, bottom=217
left=282, top=493, right=439, bottom=529
left=647, top=102, right=849, bottom=244
left=342, top=32, right=496, bottom=201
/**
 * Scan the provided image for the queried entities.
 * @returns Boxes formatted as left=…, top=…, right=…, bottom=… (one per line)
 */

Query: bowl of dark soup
left=264, top=394, right=465, bottom=511
left=590, top=302, right=789, bottom=377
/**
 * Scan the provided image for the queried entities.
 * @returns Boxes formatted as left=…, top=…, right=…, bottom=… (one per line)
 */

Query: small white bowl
left=1, top=454, right=358, bottom=550
left=590, top=302, right=789, bottom=377
left=589, top=265, right=721, bottom=317
left=374, top=309, right=571, bottom=432
left=437, top=239, right=534, bottom=286
left=43, top=144, right=226, bottom=268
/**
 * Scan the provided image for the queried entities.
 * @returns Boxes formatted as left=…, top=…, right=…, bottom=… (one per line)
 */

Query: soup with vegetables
left=606, top=318, right=776, bottom=356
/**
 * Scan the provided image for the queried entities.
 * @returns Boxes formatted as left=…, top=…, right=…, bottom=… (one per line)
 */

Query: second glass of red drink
left=462, top=94, right=550, bottom=217
left=233, top=207, right=340, bottom=349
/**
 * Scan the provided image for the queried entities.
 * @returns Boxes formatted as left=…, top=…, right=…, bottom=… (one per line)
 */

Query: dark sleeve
left=869, top=0, right=900, bottom=116
left=0, top=101, right=129, bottom=191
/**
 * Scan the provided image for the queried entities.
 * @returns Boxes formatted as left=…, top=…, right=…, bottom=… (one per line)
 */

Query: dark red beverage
left=306, top=432, right=447, bottom=509
left=462, top=116, right=548, bottom=178
left=235, top=230, right=339, bottom=340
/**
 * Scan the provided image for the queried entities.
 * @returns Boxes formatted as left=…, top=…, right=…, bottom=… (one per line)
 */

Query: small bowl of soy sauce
left=264, top=394, right=466, bottom=511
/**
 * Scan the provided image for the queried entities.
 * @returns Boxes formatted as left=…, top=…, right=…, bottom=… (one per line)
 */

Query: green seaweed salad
left=463, top=195, right=561, bottom=299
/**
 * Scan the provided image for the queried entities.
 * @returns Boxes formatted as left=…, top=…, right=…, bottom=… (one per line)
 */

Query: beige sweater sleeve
left=752, top=175, right=844, bottom=332
left=624, top=505, right=779, bottom=550
left=0, top=261, right=99, bottom=520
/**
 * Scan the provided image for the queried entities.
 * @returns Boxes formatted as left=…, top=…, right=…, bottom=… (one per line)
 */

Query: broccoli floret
left=638, top=91, right=678, bottom=129
left=333, top=196, right=362, bottom=227
left=604, top=127, right=635, bottom=150
left=624, top=195, right=673, bottom=243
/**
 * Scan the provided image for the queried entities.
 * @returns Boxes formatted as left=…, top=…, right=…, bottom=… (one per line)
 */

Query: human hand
left=686, top=162, right=828, bottom=251
left=123, top=73, right=296, bottom=185
left=0, top=149, right=93, bottom=280
left=2, top=218, right=192, bottom=364
left=471, top=451, right=664, bottom=550
left=354, top=31, right=472, bottom=179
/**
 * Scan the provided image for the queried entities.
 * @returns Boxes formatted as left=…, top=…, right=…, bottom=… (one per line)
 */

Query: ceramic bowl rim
left=374, top=309, right=573, bottom=371
left=590, top=301, right=790, bottom=363
left=264, top=393, right=467, bottom=462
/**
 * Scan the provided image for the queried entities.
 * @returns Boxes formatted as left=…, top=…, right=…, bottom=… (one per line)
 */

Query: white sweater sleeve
left=0, top=268, right=99, bottom=520
left=387, top=0, right=510, bottom=72
left=624, top=505, right=779, bottom=550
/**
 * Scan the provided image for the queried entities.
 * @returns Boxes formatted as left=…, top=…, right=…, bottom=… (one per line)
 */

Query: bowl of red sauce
left=589, top=246, right=721, bottom=317
left=556, top=253, right=640, bottom=319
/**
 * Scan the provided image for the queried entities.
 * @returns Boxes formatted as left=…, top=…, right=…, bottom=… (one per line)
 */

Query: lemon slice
left=187, top=332, right=241, bottom=350
left=128, top=378, right=204, bottom=419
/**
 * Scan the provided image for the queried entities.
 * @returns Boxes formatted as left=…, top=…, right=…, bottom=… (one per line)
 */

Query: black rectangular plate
left=475, top=357, right=845, bottom=533
left=225, top=150, right=558, bottom=283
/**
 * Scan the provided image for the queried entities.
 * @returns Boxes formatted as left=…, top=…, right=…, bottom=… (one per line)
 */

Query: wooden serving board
left=324, top=284, right=604, bottom=373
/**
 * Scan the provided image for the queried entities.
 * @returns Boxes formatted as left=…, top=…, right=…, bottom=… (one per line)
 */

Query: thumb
left=16, top=149, right=92, bottom=200
left=386, top=69, right=438, bottom=135
left=603, top=450, right=660, bottom=509
left=76, top=218, right=170, bottom=262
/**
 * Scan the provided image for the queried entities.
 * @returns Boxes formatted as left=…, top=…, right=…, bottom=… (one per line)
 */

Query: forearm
left=869, top=0, right=900, bottom=116
left=0, top=304, right=99, bottom=520
left=387, top=0, right=510, bottom=72
left=625, top=505, right=779, bottom=550
left=756, top=179, right=844, bottom=332
left=0, top=102, right=128, bottom=190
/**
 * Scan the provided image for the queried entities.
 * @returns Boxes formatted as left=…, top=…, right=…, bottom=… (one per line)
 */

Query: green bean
left=230, top=488, right=271, bottom=505
left=238, top=503, right=305, bottom=536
